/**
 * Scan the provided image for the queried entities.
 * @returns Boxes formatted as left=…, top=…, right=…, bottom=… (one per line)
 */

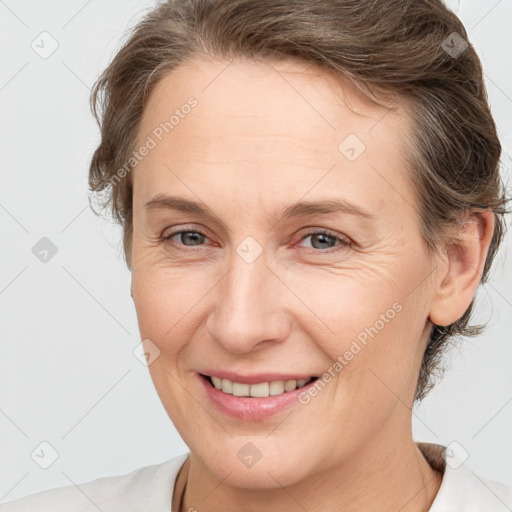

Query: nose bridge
left=207, top=244, right=290, bottom=352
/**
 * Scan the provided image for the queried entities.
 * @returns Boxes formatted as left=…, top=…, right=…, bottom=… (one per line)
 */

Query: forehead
left=132, top=56, right=414, bottom=218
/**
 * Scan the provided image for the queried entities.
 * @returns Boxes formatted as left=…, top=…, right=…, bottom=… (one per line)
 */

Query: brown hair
left=88, top=0, right=510, bottom=402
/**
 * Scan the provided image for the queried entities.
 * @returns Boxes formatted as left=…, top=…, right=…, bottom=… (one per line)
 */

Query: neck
left=178, top=431, right=443, bottom=512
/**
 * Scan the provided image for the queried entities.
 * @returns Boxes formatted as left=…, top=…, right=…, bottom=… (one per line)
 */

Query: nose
left=205, top=248, right=293, bottom=353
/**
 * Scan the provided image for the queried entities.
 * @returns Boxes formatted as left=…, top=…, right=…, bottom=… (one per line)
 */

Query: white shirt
left=1, top=443, right=511, bottom=511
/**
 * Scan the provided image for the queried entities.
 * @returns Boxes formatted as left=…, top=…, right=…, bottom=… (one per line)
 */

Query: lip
left=198, top=370, right=318, bottom=385
left=197, top=372, right=318, bottom=421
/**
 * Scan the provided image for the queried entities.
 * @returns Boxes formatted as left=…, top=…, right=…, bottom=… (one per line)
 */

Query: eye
left=296, top=229, right=351, bottom=254
left=161, top=228, right=209, bottom=248
left=160, top=226, right=351, bottom=254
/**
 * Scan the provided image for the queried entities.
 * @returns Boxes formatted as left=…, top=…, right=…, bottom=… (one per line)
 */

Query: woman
left=2, top=0, right=511, bottom=510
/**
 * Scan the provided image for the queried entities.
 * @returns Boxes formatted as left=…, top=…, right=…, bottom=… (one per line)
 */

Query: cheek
left=294, top=262, right=424, bottom=403
left=131, top=259, right=216, bottom=357
left=289, top=264, right=401, bottom=347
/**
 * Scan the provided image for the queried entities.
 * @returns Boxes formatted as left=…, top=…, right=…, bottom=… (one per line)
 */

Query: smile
left=205, top=374, right=318, bottom=397
left=197, top=371, right=322, bottom=420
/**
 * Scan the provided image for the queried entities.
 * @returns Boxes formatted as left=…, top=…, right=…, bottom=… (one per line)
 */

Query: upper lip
left=199, top=370, right=318, bottom=385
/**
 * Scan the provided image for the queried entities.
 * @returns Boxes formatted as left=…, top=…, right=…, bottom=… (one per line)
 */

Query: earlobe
left=428, top=210, right=494, bottom=327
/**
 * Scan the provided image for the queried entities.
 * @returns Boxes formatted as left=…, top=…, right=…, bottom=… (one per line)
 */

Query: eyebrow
left=144, top=194, right=376, bottom=222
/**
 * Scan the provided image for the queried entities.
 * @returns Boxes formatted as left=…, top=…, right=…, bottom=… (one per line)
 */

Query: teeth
left=209, top=375, right=313, bottom=397
left=249, top=382, right=269, bottom=398
left=269, top=381, right=285, bottom=395
left=284, top=379, right=297, bottom=392
left=232, top=382, right=250, bottom=396
left=221, top=379, right=233, bottom=394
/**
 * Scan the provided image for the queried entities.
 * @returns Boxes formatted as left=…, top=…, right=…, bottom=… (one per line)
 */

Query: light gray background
left=1, top=0, right=511, bottom=502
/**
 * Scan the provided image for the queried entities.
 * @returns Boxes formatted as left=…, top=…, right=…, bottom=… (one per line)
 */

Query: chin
left=197, top=440, right=315, bottom=490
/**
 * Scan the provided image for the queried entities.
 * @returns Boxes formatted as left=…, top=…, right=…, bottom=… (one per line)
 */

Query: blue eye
left=162, top=229, right=208, bottom=247
left=161, top=227, right=351, bottom=254
left=297, top=230, right=350, bottom=253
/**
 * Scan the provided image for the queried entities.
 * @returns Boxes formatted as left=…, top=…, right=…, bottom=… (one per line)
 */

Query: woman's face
left=130, top=57, right=440, bottom=487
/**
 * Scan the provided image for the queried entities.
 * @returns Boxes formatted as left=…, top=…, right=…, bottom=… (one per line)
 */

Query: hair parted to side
left=88, top=0, right=510, bottom=403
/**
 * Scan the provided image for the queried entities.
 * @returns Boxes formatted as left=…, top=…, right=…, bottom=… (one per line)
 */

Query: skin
left=129, top=56, right=494, bottom=512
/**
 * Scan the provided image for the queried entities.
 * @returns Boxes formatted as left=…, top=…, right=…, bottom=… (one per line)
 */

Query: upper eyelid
left=162, top=225, right=344, bottom=237
left=162, top=225, right=209, bottom=239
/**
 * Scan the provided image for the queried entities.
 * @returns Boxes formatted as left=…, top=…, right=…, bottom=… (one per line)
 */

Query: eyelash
left=160, top=226, right=351, bottom=254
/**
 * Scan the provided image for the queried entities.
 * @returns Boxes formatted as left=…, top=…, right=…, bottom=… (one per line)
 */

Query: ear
left=428, top=210, right=495, bottom=327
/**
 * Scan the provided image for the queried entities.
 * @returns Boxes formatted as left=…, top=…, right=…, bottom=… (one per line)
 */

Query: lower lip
left=197, top=373, right=318, bottom=421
